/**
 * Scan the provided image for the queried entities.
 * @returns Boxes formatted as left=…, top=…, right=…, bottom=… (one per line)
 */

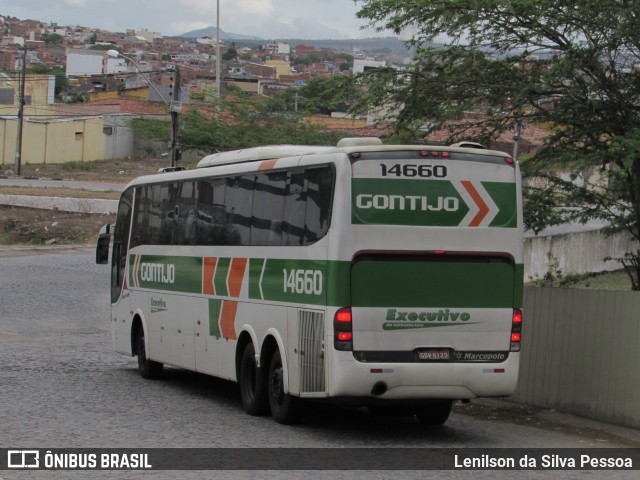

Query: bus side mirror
left=96, top=224, right=112, bottom=264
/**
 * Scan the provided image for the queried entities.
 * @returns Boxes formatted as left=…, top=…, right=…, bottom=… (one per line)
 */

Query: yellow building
left=0, top=114, right=134, bottom=166
left=0, top=73, right=57, bottom=118
left=265, top=60, right=291, bottom=80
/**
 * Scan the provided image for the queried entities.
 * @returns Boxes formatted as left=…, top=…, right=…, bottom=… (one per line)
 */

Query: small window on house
left=23, top=95, right=32, bottom=105
left=103, top=126, right=113, bottom=135
left=0, top=88, right=14, bottom=104
left=75, top=132, right=83, bottom=140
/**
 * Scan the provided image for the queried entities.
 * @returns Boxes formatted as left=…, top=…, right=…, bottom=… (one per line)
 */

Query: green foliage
left=293, top=52, right=353, bottom=68
left=131, top=118, right=170, bottom=139
left=130, top=95, right=343, bottom=158
left=42, top=33, right=64, bottom=44
left=266, top=76, right=364, bottom=115
left=222, top=48, right=238, bottom=61
left=529, top=269, right=633, bottom=290
left=355, top=0, right=640, bottom=289
left=88, top=44, right=115, bottom=51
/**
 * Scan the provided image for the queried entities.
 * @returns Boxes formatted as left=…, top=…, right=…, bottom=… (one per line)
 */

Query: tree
left=303, top=76, right=364, bottom=114
left=354, top=0, right=640, bottom=289
left=222, top=47, right=238, bottom=62
left=131, top=94, right=343, bottom=157
left=42, top=33, right=64, bottom=45
left=88, top=44, right=115, bottom=51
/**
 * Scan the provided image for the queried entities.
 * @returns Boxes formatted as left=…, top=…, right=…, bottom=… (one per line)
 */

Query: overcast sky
left=0, top=0, right=389, bottom=40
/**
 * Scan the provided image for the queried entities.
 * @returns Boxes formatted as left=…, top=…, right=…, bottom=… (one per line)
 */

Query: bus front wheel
left=136, top=330, right=163, bottom=379
left=268, top=349, right=301, bottom=424
left=414, top=400, right=452, bottom=426
left=239, top=343, right=268, bottom=416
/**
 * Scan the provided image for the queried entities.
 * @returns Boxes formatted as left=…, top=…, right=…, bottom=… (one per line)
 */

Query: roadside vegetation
left=527, top=270, right=632, bottom=290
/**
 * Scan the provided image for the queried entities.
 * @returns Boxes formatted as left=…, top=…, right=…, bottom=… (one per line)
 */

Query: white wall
left=66, top=50, right=104, bottom=76
left=524, top=228, right=640, bottom=281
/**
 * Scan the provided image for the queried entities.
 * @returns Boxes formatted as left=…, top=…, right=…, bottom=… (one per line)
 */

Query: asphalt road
left=0, top=247, right=638, bottom=479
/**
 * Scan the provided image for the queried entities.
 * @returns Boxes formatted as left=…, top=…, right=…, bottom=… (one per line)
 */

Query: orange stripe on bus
left=258, top=159, right=278, bottom=170
left=220, top=300, right=238, bottom=340
left=461, top=180, right=489, bottom=227
left=203, top=257, right=217, bottom=295
left=228, top=257, right=247, bottom=297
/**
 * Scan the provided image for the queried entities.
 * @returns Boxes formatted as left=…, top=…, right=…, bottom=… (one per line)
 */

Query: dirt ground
left=0, top=157, right=176, bottom=246
left=0, top=205, right=114, bottom=246
left=15, top=156, right=188, bottom=183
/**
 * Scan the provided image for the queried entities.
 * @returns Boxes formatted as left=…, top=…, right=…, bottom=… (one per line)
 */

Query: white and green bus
left=96, top=137, right=524, bottom=425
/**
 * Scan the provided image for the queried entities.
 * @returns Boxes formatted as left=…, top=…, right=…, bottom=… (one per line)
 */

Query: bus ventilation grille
left=298, top=310, right=326, bottom=394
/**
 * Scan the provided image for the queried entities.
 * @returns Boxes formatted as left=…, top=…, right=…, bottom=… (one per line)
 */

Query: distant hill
left=178, top=27, right=414, bottom=55
left=280, top=37, right=412, bottom=55
left=178, top=26, right=261, bottom=41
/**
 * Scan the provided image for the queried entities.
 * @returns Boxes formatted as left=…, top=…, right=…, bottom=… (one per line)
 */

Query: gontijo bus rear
left=96, top=137, right=524, bottom=425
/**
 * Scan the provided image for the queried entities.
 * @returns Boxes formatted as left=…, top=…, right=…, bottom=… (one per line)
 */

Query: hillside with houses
left=0, top=14, right=546, bottom=168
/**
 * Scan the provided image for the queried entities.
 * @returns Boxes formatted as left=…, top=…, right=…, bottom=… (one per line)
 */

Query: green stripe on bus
left=248, top=258, right=266, bottom=299
left=127, top=254, right=521, bottom=310
left=246, top=258, right=351, bottom=307
left=514, top=263, right=524, bottom=307
left=209, top=298, right=222, bottom=337
left=352, top=178, right=467, bottom=226
left=351, top=260, right=518, bottom=308
left=131, top=254, right=202, bottom=294
left=214, top=257, right=230, bottom=297
left=483, top=182, right=518, bottom=228
left=351, top=178, right=517, bottom=228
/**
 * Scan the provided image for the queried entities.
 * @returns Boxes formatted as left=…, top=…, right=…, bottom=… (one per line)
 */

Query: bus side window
left=224, top=176, right=254, bottom=246
left=283, top=171, right=306, bottom=246
left=304, top=166, right=333, bottom=243
left=130, top=187, right=151, bottom=248
left=251, top=171, right=286, bottom=246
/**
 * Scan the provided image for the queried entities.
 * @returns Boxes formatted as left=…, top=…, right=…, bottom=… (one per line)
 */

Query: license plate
left=417, top=349, right=450, bottom=361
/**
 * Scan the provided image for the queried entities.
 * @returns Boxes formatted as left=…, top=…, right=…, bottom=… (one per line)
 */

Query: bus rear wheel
left=239, top=343, right=268, bottom=416
left=268, top=349, right=301, bottom=424
left=414, top=400, right=452, bottom=426
left=136, top=330, right=163, bottom=379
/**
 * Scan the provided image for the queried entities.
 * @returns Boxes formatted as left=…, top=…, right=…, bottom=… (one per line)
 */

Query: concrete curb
left=0, top=194, right=118, bottom=214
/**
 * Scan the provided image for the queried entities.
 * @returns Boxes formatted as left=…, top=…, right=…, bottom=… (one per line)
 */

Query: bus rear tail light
left=334, top=307, right=353, bottom=351
left=510, top=309, right=523, bottom=352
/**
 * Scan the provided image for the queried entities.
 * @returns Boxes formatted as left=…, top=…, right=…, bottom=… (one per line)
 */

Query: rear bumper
left=326, top=351, right=520, bottom=401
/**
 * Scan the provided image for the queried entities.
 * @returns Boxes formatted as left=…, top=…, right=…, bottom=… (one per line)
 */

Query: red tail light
left=334, top=307, right=353, bottom=351
left=510, top=308, right=523, bottom=352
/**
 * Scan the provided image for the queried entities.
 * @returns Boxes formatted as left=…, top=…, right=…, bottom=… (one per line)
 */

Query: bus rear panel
left=327, top=148, right=523, bottom=402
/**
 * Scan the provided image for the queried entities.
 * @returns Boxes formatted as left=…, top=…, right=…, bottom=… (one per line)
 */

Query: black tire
left=268, top=349, right=302, bottom=424
left=239, top=343, right=269, bottom=416
left=136, top=330, right=163, bottom=379
left=415, top=400, right=453, bottom=426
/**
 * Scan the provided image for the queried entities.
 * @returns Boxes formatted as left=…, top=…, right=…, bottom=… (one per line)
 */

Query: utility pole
left=14, top=44, right=27, bottom=176
left=215, top=0, right=221, bottom=119
left=513, top=113, right=522, bottom=162
left=170, top=66, right=181, bottom=167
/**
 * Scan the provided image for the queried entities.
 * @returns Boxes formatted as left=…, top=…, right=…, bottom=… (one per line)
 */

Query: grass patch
left=527, top=269, right=633, bottom=290
left=60, top=161, right=95, bottom=172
